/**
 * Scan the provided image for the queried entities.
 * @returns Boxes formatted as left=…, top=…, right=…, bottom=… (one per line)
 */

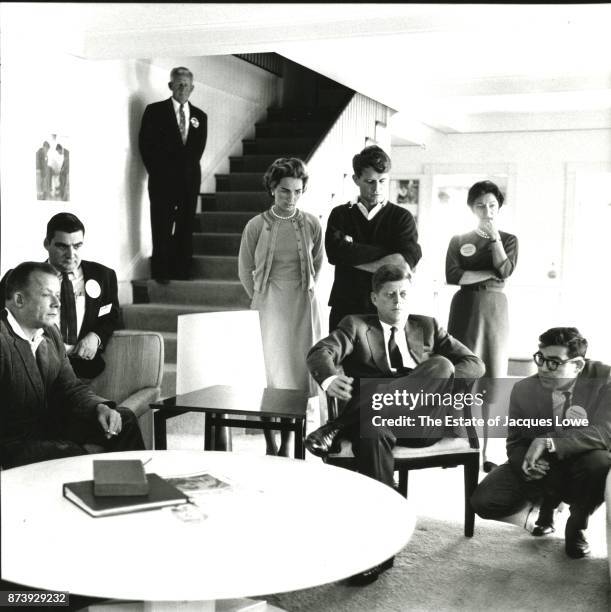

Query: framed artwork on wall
left=390, top=178, right=420, bottom=225
left=35, top=133, right=70, bottom=202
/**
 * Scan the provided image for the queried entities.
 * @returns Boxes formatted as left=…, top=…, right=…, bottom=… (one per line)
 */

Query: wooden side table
left=151, top=385, right=309, bottom=459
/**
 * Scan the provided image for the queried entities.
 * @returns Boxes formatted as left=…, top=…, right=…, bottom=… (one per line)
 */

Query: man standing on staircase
left=325, top=145, right=422, bottom=330
left=139, top=66, right=208, bottom=283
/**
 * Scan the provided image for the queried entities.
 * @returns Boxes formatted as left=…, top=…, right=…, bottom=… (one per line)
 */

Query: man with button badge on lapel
left=139, top=66, right=208, bottom=283
left=471, top=327, right=611, bottom=559
left=0, top=212, right=121, bottom=379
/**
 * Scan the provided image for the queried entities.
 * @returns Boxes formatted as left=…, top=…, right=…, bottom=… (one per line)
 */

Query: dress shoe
left=532, top=524, right=555, bottom=536
left=346, top=557, right=394, bottom=587
left=532, top=499, right=558, bottom=536
left=565, top=515, right=591, bottom=558
left=482, top=461, right=498, bottom=473
left=305, top=423, right=342, bottom=457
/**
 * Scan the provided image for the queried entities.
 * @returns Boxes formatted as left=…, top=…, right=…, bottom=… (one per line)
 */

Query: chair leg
left=398, top=468, right=408, bottom=498
left=464, top=455, right=480, bottom=537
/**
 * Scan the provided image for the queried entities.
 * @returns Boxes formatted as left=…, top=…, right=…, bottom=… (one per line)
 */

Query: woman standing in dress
left=445, top=180, right=518, bottom=472
left=238, top=158, right=323, bottom=456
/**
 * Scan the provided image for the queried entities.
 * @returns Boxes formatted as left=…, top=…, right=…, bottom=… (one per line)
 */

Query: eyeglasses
left=532, top=352, right=575, bottom=371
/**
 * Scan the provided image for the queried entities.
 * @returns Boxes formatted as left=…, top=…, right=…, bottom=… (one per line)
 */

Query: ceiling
left=5, top=3, right=611, bottom=144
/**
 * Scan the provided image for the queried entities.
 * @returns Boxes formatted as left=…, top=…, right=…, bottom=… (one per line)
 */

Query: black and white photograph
left=35, top=134, right=70, bottom=202
left=1, top=4, right=611, bottom=612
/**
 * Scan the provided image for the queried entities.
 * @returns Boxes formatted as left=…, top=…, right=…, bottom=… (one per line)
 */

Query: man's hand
left=521, top=438, right=549, bottom=480
left=96, top=404, right=123, bottom=439
left=72, top=332, right=100, bottom=360
left=327, top=375, right=354, bottom=401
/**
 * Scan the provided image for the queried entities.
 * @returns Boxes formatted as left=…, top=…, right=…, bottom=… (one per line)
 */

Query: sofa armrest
left=120, top=387, right=161, bottom=419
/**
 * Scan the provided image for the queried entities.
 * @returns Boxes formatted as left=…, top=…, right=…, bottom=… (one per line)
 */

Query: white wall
left=392, top=128, right=611, bottom=359
left=0, top=22, right=278, bottom=302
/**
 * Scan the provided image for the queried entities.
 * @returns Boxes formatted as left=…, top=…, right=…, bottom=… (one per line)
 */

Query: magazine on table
left=166, top=471, right=234, bottom=499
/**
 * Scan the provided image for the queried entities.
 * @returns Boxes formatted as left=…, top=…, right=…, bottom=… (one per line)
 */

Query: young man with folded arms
left=325, top=145, right=422, bottom=331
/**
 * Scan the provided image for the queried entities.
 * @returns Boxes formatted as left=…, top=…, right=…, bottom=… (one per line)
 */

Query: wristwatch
left=545, top=437, right=555, bottom=453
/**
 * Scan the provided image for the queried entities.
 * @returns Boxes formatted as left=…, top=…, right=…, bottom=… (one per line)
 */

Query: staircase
left=123, top=78, right=353, bottom=398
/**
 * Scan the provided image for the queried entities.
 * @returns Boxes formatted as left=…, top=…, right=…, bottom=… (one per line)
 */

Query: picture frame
left=390, top=178, right=420, bottom=224
left=35, top=133, right=70, bottom=202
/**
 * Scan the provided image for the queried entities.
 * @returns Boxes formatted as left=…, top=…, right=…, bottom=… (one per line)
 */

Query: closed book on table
left=93, top=459, right=149, bottom=496
left=63, top=473, right=188, bottom=517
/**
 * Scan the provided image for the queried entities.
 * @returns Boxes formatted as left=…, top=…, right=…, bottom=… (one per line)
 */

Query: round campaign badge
left=190, top=117, right=200, bottom=128
left=460, top=243, right=476, bottom=257
left=85, top=279, right=102, bottom=299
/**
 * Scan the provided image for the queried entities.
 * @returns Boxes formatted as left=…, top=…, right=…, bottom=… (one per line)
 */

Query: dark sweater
left=324, top=202, right=422, bottom=312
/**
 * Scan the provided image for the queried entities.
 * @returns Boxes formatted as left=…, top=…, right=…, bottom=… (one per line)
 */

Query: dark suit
left=307, top=314, right=485, bottom=484
left=138, top=97, right=208, bottom=279
left=0, top=311, right=144, bottom=469
left=471, top=361, right=611, bottom=527
left=0, top=260, right=121, bottom=379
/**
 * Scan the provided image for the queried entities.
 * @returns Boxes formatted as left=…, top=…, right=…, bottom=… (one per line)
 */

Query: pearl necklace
left=475, top=228, right=490, bottom=239
left=270, top=205, right=297, bottom=220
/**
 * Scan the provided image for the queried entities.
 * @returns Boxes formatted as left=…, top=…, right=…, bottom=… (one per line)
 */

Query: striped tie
left=179, top=104, right=187, bottom=144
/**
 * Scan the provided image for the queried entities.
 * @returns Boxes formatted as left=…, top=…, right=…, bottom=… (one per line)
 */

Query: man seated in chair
left=305, top=264, right=484, bottom=584
left=0, top=262, right=144, bottom=469
left=306, top=264, right=484, bottom=485
left=471, top=327, right=611, bottom=559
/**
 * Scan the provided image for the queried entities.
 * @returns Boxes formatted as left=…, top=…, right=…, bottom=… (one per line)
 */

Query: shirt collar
left=550, top=377, right=578, bottom=396
left=349, top=197, right=387, bottom=220
left=5, top=308, right=45, bottom=345
left=171, top=97, right=188, bottom=112
left=46, top=260, right=83, bottom=282
left=379, top=317, right=409, bottom=335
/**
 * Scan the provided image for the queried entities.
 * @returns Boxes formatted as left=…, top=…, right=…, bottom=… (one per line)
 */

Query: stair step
left=161, top=363, right=177, bottom=400
left=229, top=154, right=308, bottom=173
left=131, top=279, right=250, bottom=307
left=242, top=137, right=318, bottom=155
left=215, top=173, right=265, bottom=192
left=255, top=121, right=328, bottom=138
left=200, top=192, right=269, bottom=212
left=193, top=232, right=242, bottom=255
left=195, top=211, right=257, bottom=233
left=123, top=303, right=250, bottom=332
left=161, top=331, right=177, bottom=363
left=266, top=107, right=341, bottom=122
left=191, top=255, right=238, bottom=280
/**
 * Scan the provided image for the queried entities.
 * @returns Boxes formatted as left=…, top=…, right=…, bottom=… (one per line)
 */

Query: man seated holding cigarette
left=0, top=262, right=144, bottom=469
left=471, top=327, right=611, bottom=558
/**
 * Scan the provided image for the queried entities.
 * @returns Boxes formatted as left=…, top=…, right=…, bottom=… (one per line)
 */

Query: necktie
left=388, top=326, right=404, bottom=371
left=60, top=272, right=78, bottom=345
left=179, top=104, right=187, bottom=144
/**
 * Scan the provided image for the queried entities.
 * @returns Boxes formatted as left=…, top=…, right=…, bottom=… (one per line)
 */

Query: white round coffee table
left=1, top=450, right=414, bottom=610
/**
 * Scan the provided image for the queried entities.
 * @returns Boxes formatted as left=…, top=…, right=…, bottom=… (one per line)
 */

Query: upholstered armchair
left=89, top=330, right=164, bottom=449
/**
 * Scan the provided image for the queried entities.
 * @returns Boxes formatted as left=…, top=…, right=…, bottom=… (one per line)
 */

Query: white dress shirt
left=320, top=318, right=417, bottom=391
left=379, top=319, right=418, bottom=371
left=49, top=263, right=100, bottom=351
left=349, top=197, right=388, bottom=221
left=5, top=308, right=45, bottom=356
